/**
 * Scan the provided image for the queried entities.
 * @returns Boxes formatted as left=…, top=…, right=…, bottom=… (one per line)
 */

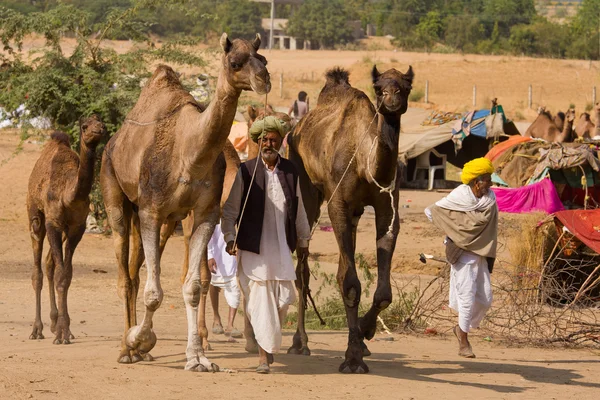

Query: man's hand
left=296, top=247, right=309, bottom=261
left=226, top=241, right=237, bottom=256
left=208, top=258, right=217, bottom=274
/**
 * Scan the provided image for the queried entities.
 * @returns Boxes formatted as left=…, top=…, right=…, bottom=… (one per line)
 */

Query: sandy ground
left=1, top=123, right=600, bottom=399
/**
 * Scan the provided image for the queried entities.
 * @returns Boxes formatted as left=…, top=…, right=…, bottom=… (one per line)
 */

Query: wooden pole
left=279, top=72, right=283, bottom=99
left=472, top=85, right=476, bottom=107
left=528, top=84, right=533, bottom=109
left=593, top=86, right=597, bottom=105
left=425, top=80, right=429, bottom=104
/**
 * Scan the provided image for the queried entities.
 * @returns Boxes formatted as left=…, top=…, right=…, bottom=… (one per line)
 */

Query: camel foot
left=118, top=355, right=132, bottom=364
left=53, top=336, right=71, bottom=345
left=358, top=315, right=377, bottom=341
left=339, top=359, right=370, bottom=374
left=287, top=345, right=311, bottom=356
left=117, top=349, right=144, bottom=364
left=29, top=324, right=44, bottom=340
left=361, top=341, right=371, bottom=357
left=141, top=352, right=154, bottom=362
left=184, top=358, right=219, bottom=373
left=124, top=325, right=157, bottom=355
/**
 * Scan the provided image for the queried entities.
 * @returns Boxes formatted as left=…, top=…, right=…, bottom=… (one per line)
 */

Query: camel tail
left=50, top=131, right=71, bottom=146
left=324, top=67, right=350, bottom=86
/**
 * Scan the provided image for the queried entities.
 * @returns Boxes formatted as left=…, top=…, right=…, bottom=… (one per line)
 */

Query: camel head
left=565, top=108, right=575, bottom=123
left=246, top=104, right=274, bottom=126
left=79, top=114, right=106, bottom=148
left=371, top=65, right=414, bottom=115
left=220, top=33, right=271, bottom=95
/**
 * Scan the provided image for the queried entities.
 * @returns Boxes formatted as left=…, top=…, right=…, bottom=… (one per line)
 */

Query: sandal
left=256, top=363, right=270, bottom=374
left=453, top=325, right=476, bottom=358
left=212, top=324, right=224, bottom=335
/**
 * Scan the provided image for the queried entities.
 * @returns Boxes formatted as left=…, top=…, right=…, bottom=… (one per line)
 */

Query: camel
left=100, top=33, right=270, bottom=371
left=553, top=111, right=565, bottom=132
left=27, top=115, right=107, bottom=344
left=155, top=139, right=240, bottom=352
left=574, top=112, right=594, bottom=140
left=524, top=107, right=575, bottom=143
left=287, top=65, right=413, bottom=373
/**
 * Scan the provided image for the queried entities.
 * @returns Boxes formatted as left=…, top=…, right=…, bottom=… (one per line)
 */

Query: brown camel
left=100, top=33, right=270, bottom=371
left=155, top=139, right=240, bottom=352
left=287, top=65, right=413, bottom=373
left=27, top=115, right=107, bottom=344
left=525, top=107, right=575, bottom=143
left=574, top=112, right=594, bottom=140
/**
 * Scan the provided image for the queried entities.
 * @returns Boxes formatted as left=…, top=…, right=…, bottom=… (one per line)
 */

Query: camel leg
left=359, top=191, right=399, bottom=341
left=328, top=201, right=368, bottom=374
left=101, top=159, right=137, bottom=363
left=58, top=224, right=86, bottom=343
left=46, top=234, right=67, bottom=336
left=122, top=211, right=161, bottom=363
left=182, top=209, right=219, bottom=372
left=45, top=223, right=70, bottom=344
left=28, top=208, right=46, bottom=340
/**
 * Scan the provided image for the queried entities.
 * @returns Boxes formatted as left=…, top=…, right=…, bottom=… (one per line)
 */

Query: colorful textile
left=491, top=178, right=564, bottom=214
left=421, top=110, right=463, bottom=126
left=485, top=135, right=531, bottom=163
left=554, top=209, right=600, bottom=254
left=461, top=157, right=495, bottom=184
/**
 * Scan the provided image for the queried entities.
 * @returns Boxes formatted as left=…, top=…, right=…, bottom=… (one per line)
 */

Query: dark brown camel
left=574, top=112, right=594, bottom=140
left=100, top=33, right=270, bottom=371
left=287, top=65, right=413, bottom=373
left=27, top=115, right=106, bottom=343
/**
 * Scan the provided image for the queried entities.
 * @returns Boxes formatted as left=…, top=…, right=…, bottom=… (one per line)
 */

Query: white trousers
left=210, top=276, right=241, bottom=309
left=449, top=252, right=493, bottom=333
left=238, top=270, right=297, bottom=354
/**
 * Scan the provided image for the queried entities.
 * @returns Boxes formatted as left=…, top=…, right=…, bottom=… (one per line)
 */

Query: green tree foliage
left=444, top=15, right=485, bottom=53
left=216, top=0, right=262, bottom=40
left=0, top=0, right=208, bottom=223
left=287, top=0, right=354, bottom=49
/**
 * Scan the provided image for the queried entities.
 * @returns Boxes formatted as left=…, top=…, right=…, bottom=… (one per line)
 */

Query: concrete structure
left=259, top=18, right=311, bottom=50
left=251, top=0, right=305, bottom=49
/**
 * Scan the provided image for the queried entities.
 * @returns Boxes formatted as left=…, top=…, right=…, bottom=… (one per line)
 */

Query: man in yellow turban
left=221, top=115, right=310, bottom=373
left=425, top=157, right=497, bottom=358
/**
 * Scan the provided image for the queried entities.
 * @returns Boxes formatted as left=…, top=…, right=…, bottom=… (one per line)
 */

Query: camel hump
left=50, top=131, right=71, bottom=146
left=325, top=67, right=350, bottom=86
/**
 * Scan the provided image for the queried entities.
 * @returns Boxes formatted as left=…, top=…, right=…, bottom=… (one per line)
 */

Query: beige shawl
left=427, top=185, right=498, bottom=258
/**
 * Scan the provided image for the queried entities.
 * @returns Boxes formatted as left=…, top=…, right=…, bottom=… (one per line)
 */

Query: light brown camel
left=287, top=65, right=413, bottom=373
left=525, top=107, right=575, bottom=143
left=100, top=33, right=270, bottom=371
left=574, top=112, right=595, bottom=140
left=27, top=115, right=107, bottom=343
left=246, top=104, right=273, bottom=160
left=155, top=139, right=240, bottom=352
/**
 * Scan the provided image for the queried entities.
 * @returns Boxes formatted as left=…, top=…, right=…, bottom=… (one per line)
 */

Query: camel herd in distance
left=525, top=104, right=600, bottom=143
left=26, top=32, right=415, bottom=374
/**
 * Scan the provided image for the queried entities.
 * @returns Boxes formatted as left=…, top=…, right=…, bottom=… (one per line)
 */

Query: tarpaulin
left=485, top=135, right=531, bottom=163
left=555, top=209, right=600, bottom=254
left=491, top=178, right=564, bottom=214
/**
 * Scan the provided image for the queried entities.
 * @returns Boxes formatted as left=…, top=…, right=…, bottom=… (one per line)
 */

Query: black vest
left=237, top=157, right=299, bottom=254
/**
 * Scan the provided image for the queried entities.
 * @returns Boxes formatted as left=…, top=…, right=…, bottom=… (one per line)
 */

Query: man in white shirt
left=207, top=223, right=242, bottom=340
left=222, top=115, right=311, bottom=374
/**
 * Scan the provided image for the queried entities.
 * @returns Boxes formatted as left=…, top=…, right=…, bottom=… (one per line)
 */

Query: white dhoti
left=210, top=275, right=241, bottom=309
left=238, top=268, right=297, bottom=354
left=449, top=251, right=493, bottom=333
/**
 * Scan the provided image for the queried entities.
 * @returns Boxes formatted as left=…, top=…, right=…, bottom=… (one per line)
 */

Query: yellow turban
left=461, top=157, right=495, bottom=184
left=249, top=115, right=290, bottom=143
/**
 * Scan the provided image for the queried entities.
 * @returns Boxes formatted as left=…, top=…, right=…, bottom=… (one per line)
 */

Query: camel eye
left=230, top=62, right=242, bottom=70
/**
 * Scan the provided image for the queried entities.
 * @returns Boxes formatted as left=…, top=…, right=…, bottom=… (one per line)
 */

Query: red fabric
left=557, top=186, right=600, bottom=207
left=555, top=209, right=600, bottom=254
left=485, top=135, right=531, bottom=163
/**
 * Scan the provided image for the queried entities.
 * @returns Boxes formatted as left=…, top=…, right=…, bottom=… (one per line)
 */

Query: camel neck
left=370, top=112, right=401, bottom=183
left=595, top=110, right=600, bottom=137
left=73, top=142, right=97, bottom=201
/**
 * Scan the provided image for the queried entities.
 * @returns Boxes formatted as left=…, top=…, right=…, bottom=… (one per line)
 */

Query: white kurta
left=207, top=223, right=240, bottom=309
left=221, top=157, right=310, bottom=353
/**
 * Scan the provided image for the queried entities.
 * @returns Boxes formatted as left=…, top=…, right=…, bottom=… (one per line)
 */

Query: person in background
left=207, top=222, right=242, bottom=340
left=425, top=158, right=497, bottom=358
left=288, top=91, right=309, bottom=126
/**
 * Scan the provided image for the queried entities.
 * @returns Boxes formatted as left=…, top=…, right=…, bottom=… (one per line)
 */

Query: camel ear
left=371, top=65, right=380, bottom=83
left=252, top=33, right=261, bottom=51
left=220, top=33, right=233, bottom=54
left=265, top=104, right=274, bottom=114
left=404, top=65, right=414, bottom=85
left=247, top=105, right=257, bottom=120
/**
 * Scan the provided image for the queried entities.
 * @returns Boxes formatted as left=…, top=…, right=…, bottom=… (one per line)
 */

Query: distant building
left=251, top=0, right=307, bottom=50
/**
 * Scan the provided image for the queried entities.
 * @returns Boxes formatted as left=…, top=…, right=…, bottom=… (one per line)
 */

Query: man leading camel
left=425, top=158, right=497, bottom=358
left=222, top=115, right=311, bottom=373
